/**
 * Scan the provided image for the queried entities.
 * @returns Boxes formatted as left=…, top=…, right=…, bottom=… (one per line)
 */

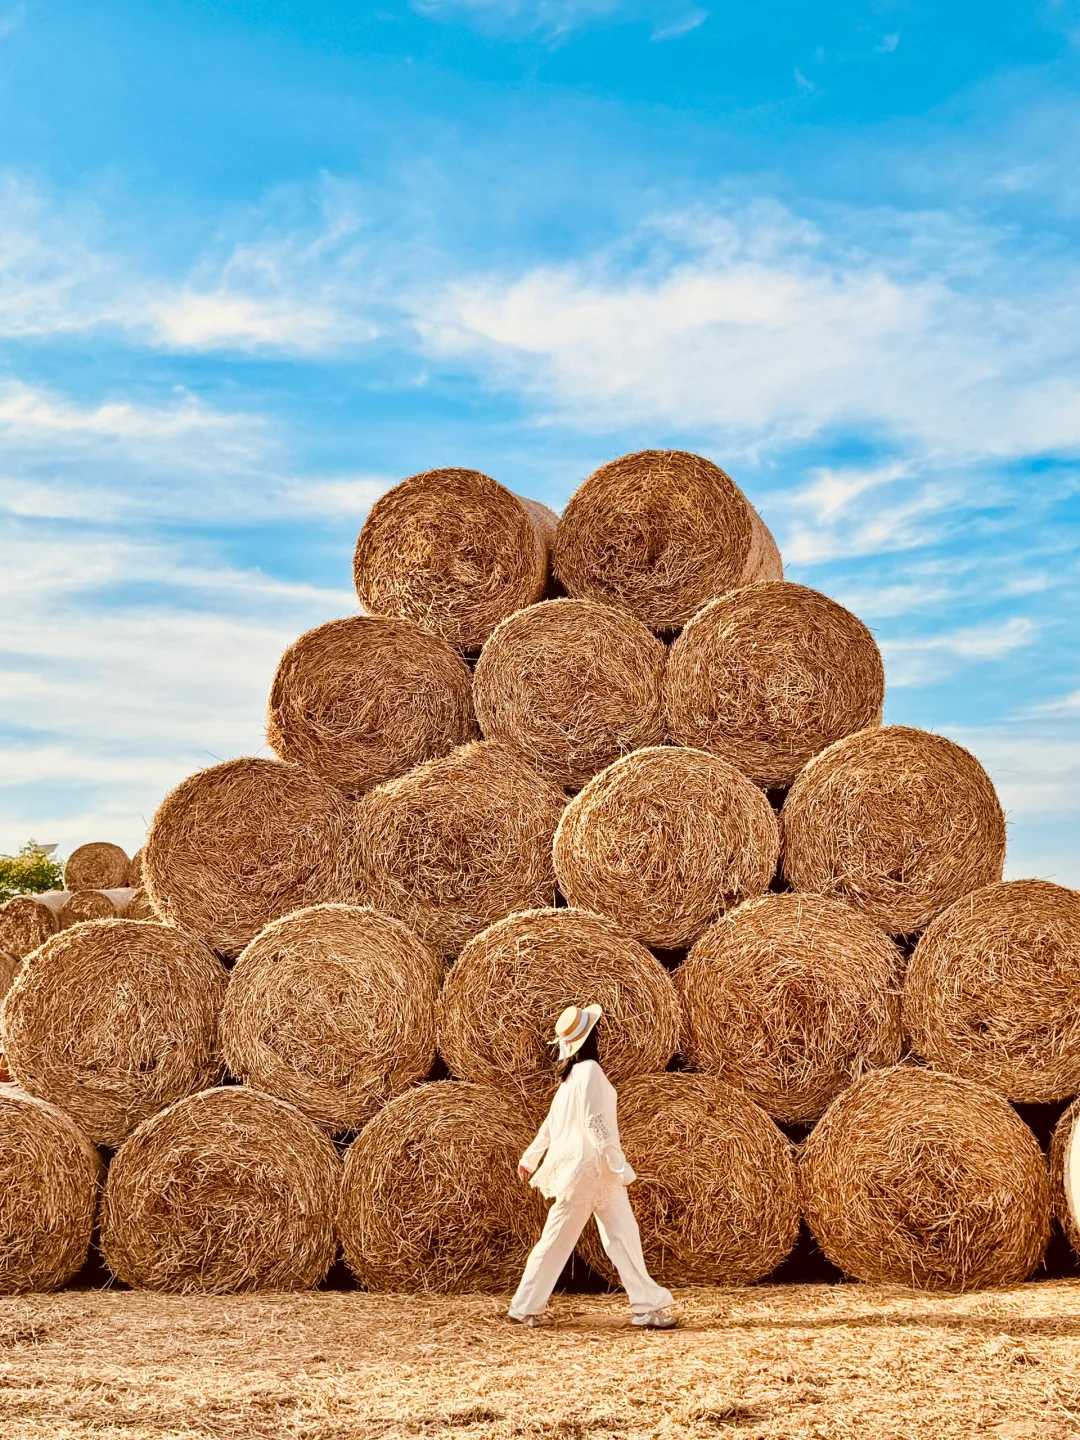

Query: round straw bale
left=438, top=908, right=679, bottom=1106
left=678, top=894, right=904, bottom=1123
left=665, top=582, right=885, bottom=789
left=127, top=848, right=144, bottom=888
left=64, top=842, right=130, bottom=892
left=903, top=880, right=1080, bottom=1103
left=355, top=741, right=565, bottom=960
left=0, top=891, right=66, bottom=959
left=124, top=888, right=157, bottom=921
left=3, top=919, right=226, bottom=1147
left=222, top=904, right=442, bottom=1133
left=801, top=1066, right=1049, bottom=1291
left=339, top=1080, right=546, bottom=1292
left=101, top=1086, right=339, bottom=1293
left=267, top=615, right=478, bottom=798
left=0, top=951, right=18, bottom=999
left=1049, top=1097, right=1080, bottom=1255
left=553, top=746, right=779, bottom=949
left=0, top=1087, right=101, bottom=1293
left=576, top=1073, right=799, bottom=1287
left=353, top=469, right=558, bottom=653
left=143, top=757, right=357, bottom=958
left=58, top=887, right=132, bottom=928
left=552, top=450, right=782, bottom=632
left=473, top=599, right=666, bottom=789
left=781, top=726, right=1006, bottom=935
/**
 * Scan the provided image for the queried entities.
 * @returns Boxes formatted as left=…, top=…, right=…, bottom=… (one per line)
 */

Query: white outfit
left=509, top=1059, right=673, bottom=1319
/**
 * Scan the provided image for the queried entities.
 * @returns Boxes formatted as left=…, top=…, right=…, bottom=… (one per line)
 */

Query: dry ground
left=3, top=1284, right=1080, bottom=1439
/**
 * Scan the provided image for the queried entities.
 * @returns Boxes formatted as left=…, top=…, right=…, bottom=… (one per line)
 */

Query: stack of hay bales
left=0, top=447, right=1069, bottom=1298
left=0, top=840, right=141, bottom=959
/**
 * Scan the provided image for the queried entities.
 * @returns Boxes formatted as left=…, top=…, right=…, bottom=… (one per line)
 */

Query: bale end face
left=64, top=842, right=130, bottom=893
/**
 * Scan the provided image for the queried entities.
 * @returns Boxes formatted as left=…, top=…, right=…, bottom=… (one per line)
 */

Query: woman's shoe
left=632, top=1308, right=678, bottom=1329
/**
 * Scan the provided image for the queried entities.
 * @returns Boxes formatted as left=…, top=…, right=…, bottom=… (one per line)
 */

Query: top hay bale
left=678, top=893, right=904, bottom=1123
left=144, top=757, right=357, bottom=958
left=266, top=615, right=477, bottom=798
left=665, top=582, right=885, bottom=790
left=353, top=469, right=558, bottom=653
left=552, top=450, right=782, bottom=632
left=438, top=907, right=680, bottom=1107
left=355, top=741, right=565, bottom=960
left=64, top=842, right=130, bottom=892
left=473, top=599, right=666, bottom=789
left=554, top=746, right=779, bottom=949
left=904, top=879, right=1080, bottom=1103
left=781, top=726, right=1006, bottom=935
left=801, top=1066, right=1050, bottom=1291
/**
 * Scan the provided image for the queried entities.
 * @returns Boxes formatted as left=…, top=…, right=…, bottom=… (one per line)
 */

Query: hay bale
left=339, top=1080, right=546, bottom=1292
left=355, top=741, right=565, bottom=960
left=127, top=848, right=145, bottom=888
left=0, top=1087, right=101, bottom=1293
left=473, top=599, right=666, bottom=789
left=664, top=582, right=885, bottom=789
left=575, top=1074, right=799, bottom=1287
left=124, top=888, right=157, bottom=921
left=101, top=1086, right=340, bottom=1293
left=59, top=887, right=132, bottom=927
left=0, top=891, right=67, bottom=959
left=267, top=615, right=478, bottom=798
left=143, top=757, right=357, bottom=958
left=553, top=746, right=779, bottom=949
left=1049, top=1097, right=1080, bottom=1255
left=903, top=880, right=1080, bottom=1103
left=64, top=842, right=130, bottom=892
left=801, top=1066, right=1050, bottom=1291
left=552, top=450, right=782, bottom=631
left=353, top=469, right=558, bottom=652
left=222, top=904, right=443, bottom=1133
left=781, top=726, right=1006, bottom=935
left=438, top=908, right=680, bottom=1106
left=678, top=894, right=904, bottom=1123
left=3, top=919, right=227, bottom=1147
left=0, top=950, right=19, bottom=999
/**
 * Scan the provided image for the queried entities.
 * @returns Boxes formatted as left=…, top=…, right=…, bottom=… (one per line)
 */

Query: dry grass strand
left=801, top=1066, right=1050, bottom=1290
left=782, top=726, right=1006, bottom=934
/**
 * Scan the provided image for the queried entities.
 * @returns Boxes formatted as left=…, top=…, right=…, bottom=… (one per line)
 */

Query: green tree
left=0, top=842, right=64, bottom=904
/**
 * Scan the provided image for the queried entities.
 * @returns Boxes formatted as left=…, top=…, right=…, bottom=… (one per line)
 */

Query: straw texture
left=101, top=1086, right=341, bottom=1294
left=339, top=1080, right=546, bottom=1293
left=801, top=1066, right=1050, bottom=1291
left=664, top=582, right=885, bottom=789
left=222, top=904, right=443, bottom=1133
left=552, top=450, right=782, bottom=631
left=354, top=741, right=565, bottom=960
left=553, top=746, right=779, bottom=949
left=58, top=887, right=132, bottom=927
left=143, top=757, right=357, bottom=958
left=64, top=842, right=130, bottom=892
left=0, top=1086, right=101, bottom=1293
left=128, top=848, right=145, bottom=888
left=904, top=879, right=1080, bottom=1103
left=438, top=907, right=679, bottom=1107
left=781, top=726, right=1006, bottom=934
left=678, top=893, right=904, bottom=1123
left=1049, top=1097, right=1080, bottom=1255
left=576, top=1074, right=799, bottom=1287
left=3, top=919, right=227, bottom=1147
left=473, top=599, right=666, bottom=789
left=0, top=891, right=66, bottom=959
left=124, top=888, right=156, bottom=921
left=0, top=949, right=18, bottom=999
left=267, top=615, right=477, bottom=798
left=353, top=469, right=558, bottom=652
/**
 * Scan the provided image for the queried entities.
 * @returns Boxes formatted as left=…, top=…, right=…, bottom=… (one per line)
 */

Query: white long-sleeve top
left=519, top=1059, right=636, bottom=1207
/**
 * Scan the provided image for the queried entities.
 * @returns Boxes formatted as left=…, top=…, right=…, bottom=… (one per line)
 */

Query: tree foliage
left=0, top=843, right=64, bottom=904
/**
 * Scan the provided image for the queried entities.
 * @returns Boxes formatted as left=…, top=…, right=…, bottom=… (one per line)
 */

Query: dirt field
left=2, top=1284, right=1080, bottom=1439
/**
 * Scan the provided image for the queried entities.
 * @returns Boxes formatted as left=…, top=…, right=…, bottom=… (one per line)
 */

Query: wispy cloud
left=652, top=9, right=707, bottom=40
left=882, top=618, right=1039, bottom=687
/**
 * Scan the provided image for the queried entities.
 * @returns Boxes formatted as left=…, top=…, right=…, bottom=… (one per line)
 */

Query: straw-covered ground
left=3, top=1284, right=1080, bottom=1439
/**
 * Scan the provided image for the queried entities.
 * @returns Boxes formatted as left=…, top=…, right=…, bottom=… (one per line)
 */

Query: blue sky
left=0, top=0, right=1078, bottom=880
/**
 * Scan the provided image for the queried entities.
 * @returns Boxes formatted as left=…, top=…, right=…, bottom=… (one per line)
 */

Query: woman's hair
left=559, top=1023, right=600, bottom=1081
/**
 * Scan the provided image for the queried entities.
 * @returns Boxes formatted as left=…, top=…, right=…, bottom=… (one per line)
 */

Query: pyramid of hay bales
left=0, top=447, right=1076, bottom=1298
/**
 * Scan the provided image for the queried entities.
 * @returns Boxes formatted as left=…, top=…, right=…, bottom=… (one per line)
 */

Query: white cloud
left=652, top=9, right=707, bottom=39
left=882, top=618, right=1039, bottom=687
left=411, top=0, right=618, bottom=33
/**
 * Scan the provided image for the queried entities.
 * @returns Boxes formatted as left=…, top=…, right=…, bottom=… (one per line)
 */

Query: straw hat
left=551, top=1004, right=603, bottom=1060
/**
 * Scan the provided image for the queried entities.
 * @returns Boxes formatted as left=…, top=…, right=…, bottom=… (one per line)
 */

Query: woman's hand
left=517, top=1164, right=532, bottom=1183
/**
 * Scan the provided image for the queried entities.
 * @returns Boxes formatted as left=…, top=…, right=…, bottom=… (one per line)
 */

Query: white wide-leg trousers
left=509, top=1186, right=674, bottom=1318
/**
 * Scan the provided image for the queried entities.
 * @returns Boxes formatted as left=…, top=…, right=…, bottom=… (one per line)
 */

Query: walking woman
left=509, top=1004, right=677, bottom=1329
